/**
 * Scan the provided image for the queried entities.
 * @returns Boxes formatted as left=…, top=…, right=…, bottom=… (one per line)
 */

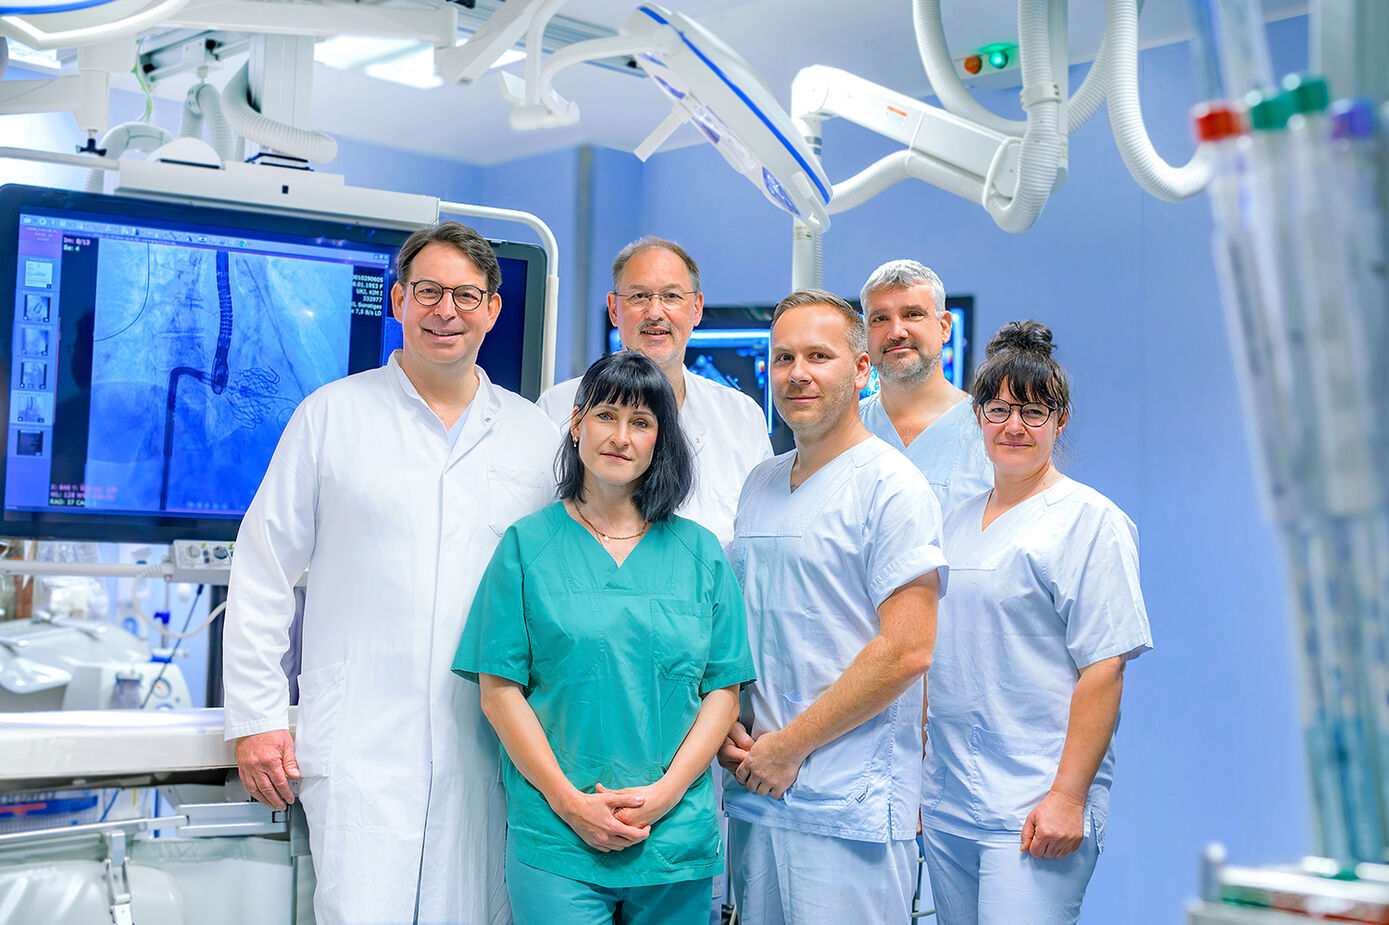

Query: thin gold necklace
left=575, top=504, right=648, bottom=542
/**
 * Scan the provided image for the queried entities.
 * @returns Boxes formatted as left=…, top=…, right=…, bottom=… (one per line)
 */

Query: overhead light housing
left=314, top=35, right=524, bottom=89
left=4, top=40, right=62, bottom=72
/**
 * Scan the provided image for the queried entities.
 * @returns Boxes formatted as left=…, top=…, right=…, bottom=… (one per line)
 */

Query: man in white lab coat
left=720, top=290, right=946, bottom=925
left=223, top=222, right=558, bottom=925
left=857, top=259, right=991, bottom=518
left=535, top=236, right=771, bottom=545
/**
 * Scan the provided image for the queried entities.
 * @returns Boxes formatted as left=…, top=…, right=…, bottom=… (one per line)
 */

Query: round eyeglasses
left=410, top=280, right=490, bottom=312
left=980, top=399, right=1055, bottom=427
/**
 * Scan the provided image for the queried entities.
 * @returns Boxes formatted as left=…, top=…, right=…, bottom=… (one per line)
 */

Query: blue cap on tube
left=1330, top=98, right=1377, bottom=141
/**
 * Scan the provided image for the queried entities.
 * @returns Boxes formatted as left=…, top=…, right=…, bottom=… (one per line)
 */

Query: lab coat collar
left=386, top=351, right=504, bottom=462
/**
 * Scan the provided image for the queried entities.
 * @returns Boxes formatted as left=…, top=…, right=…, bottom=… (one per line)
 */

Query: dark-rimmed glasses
left=981, top=399, right=1055, bottom=427
left=409, top=280, right=490, bottom=312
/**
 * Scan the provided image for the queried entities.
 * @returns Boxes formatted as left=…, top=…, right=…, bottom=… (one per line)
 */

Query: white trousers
left=920, top=826, right=1099, bottom=925
left=726, top=818, right=916, bottom=925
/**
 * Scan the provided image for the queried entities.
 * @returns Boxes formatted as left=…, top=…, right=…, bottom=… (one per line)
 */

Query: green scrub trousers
left=506, top=839, right=713, bottom=925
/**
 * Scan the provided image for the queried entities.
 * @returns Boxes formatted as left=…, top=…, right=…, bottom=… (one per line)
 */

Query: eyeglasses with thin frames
left=409, top=280, right=491, bottom=312
left=613, top=290, right=698, bottom=309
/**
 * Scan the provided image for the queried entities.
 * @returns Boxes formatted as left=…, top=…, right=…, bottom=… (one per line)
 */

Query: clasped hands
left=554, top=780, right=679, bottom=854
left=717, top=721, right=805, bottom=800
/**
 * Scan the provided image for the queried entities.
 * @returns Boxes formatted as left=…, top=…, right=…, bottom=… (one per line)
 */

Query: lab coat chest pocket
left=294, top=661, right=348, bottom=778
left=487, top=466, right=553, bottom=537
left=966, top=725, right=1064, bottom=831
left=650, top=600, right=711, bottom=682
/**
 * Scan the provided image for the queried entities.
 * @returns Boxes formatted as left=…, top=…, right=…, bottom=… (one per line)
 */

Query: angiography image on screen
left=81, top=239, right=354, bottom=515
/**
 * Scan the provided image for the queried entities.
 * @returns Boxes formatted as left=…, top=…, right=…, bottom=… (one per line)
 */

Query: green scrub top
left=453, top=502, right=756, bottom=888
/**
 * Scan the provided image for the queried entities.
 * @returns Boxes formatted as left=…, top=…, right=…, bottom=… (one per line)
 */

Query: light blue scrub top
left=445, top=403, right=471, bottom=448
left=922, top=478, right=1152, bottom=849
left=859, top=393, right=993, bottom=518
left=724, top=438, right=947, bottom=843
left=453, top=503, right=756, bottom=888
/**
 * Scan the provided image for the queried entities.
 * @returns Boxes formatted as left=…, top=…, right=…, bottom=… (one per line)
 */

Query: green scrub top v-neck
left=453, top=502, right=755, bottom=888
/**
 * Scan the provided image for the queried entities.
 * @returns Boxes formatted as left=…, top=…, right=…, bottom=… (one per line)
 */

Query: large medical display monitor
left=0, top=184, right=546, bottom=542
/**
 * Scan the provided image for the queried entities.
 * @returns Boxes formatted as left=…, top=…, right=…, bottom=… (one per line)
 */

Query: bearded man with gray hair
left=858, top=259, right=991, bottom=517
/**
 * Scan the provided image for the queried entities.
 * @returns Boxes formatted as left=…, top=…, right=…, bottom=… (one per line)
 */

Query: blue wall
left=625, top=18, right=1312, bottom=924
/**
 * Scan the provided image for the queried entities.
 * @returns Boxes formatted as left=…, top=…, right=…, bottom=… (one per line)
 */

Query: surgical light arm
left=497, top=2, right=831, bottom=231
left=791, top=65, right=1041, bottom=210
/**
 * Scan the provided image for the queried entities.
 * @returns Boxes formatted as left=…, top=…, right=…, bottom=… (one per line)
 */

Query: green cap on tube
left=1245, top=89, right=1291, bottom=131
left=1281, top=73, right=1331, bottom=114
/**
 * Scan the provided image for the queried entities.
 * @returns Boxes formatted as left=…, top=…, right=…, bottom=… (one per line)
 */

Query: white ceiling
left=117, top=0, right=1308, bottom=167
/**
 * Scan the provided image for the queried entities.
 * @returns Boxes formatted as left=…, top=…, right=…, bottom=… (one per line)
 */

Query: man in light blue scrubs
left=858, top=260, right=991, bottom=518
left=720, top=290, right=946, bottom=925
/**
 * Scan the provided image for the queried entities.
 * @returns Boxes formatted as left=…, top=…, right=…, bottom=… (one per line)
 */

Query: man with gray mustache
left=536, top=236, right=772, bottom=546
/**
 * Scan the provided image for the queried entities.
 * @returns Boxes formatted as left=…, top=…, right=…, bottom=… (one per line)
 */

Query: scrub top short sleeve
left=862, top=463, right=949, bottom=607
left=1050, top=507, right=1152, bottom=669
left=701, top=546, right=755, bottom=696
left=453, top=526, right=530, bottom=687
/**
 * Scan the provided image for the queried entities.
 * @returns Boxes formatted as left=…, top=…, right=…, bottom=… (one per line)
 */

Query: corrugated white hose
left=913, top=0, right=1125, bottom=137
left=189, top=80, right=233, bottom=161
left=179, top=92, right=204, bottom=141
left=984, top=0, right=1064, bottom=233
left=828, top=152, right=916, bottom=214
left=1, top=37, right=8, bottom=80
left=222, top=62, right=336, bottom=163
left=1104, top=0, right=1212, bottom=200
left=83, top=121, right=173, bottom=192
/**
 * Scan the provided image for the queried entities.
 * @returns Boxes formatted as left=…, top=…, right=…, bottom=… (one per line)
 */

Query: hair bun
left=985, top=320, right=1054, bottom=359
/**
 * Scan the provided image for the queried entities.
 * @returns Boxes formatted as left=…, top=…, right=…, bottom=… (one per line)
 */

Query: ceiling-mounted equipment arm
left=791, top=0, right=1070, bottom=236
left=791, top=65, right=1027, bottom=210
left=500, top=29, right=653, bottom=129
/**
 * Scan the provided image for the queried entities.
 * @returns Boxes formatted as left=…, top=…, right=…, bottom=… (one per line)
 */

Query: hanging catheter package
left=1194, top=77, right=1389, bottom=865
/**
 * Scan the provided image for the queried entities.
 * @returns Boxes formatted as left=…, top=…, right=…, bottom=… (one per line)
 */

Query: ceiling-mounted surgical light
left=315, top=34, right=523, bottom=90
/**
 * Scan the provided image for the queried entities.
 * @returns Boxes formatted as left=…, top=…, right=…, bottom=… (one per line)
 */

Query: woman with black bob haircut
left=453, top=350, right=756, bottom=925
left=919, top=321, right=1154, bottom=925
left=555, top=349, right=693, bottom=523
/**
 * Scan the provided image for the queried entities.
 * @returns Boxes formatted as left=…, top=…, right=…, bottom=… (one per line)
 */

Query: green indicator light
left=988, top=49, right=1010, bottom=69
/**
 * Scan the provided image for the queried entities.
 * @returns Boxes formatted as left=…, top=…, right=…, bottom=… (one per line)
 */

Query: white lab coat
left=723, top=437, right=947, bottom=843
left=859, top=393, right=993, bottom=518
left=535, top=367, right=772, bottom=544
left=922, top=478, right=1152, bottom=849
left=224, top=354, right=559, bottom=925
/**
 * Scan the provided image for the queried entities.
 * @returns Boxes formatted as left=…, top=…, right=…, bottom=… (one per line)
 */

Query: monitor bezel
left=0, top=183, right=546, bottom=542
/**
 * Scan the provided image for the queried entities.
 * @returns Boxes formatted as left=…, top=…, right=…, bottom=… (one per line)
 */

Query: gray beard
left=878, top=348, right=941, bottom=388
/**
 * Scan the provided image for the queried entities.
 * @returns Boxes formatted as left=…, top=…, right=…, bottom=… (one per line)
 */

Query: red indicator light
left=964, top=56, right=982, bottom=75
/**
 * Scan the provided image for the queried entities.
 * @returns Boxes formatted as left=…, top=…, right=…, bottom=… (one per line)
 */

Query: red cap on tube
left=1191, top=102, right=1245, bottom=142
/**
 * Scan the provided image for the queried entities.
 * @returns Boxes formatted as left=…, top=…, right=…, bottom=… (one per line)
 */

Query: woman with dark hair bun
left=452, top=350, right=755, bottom=925
left=919, top=321, right=1153, bottom=924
